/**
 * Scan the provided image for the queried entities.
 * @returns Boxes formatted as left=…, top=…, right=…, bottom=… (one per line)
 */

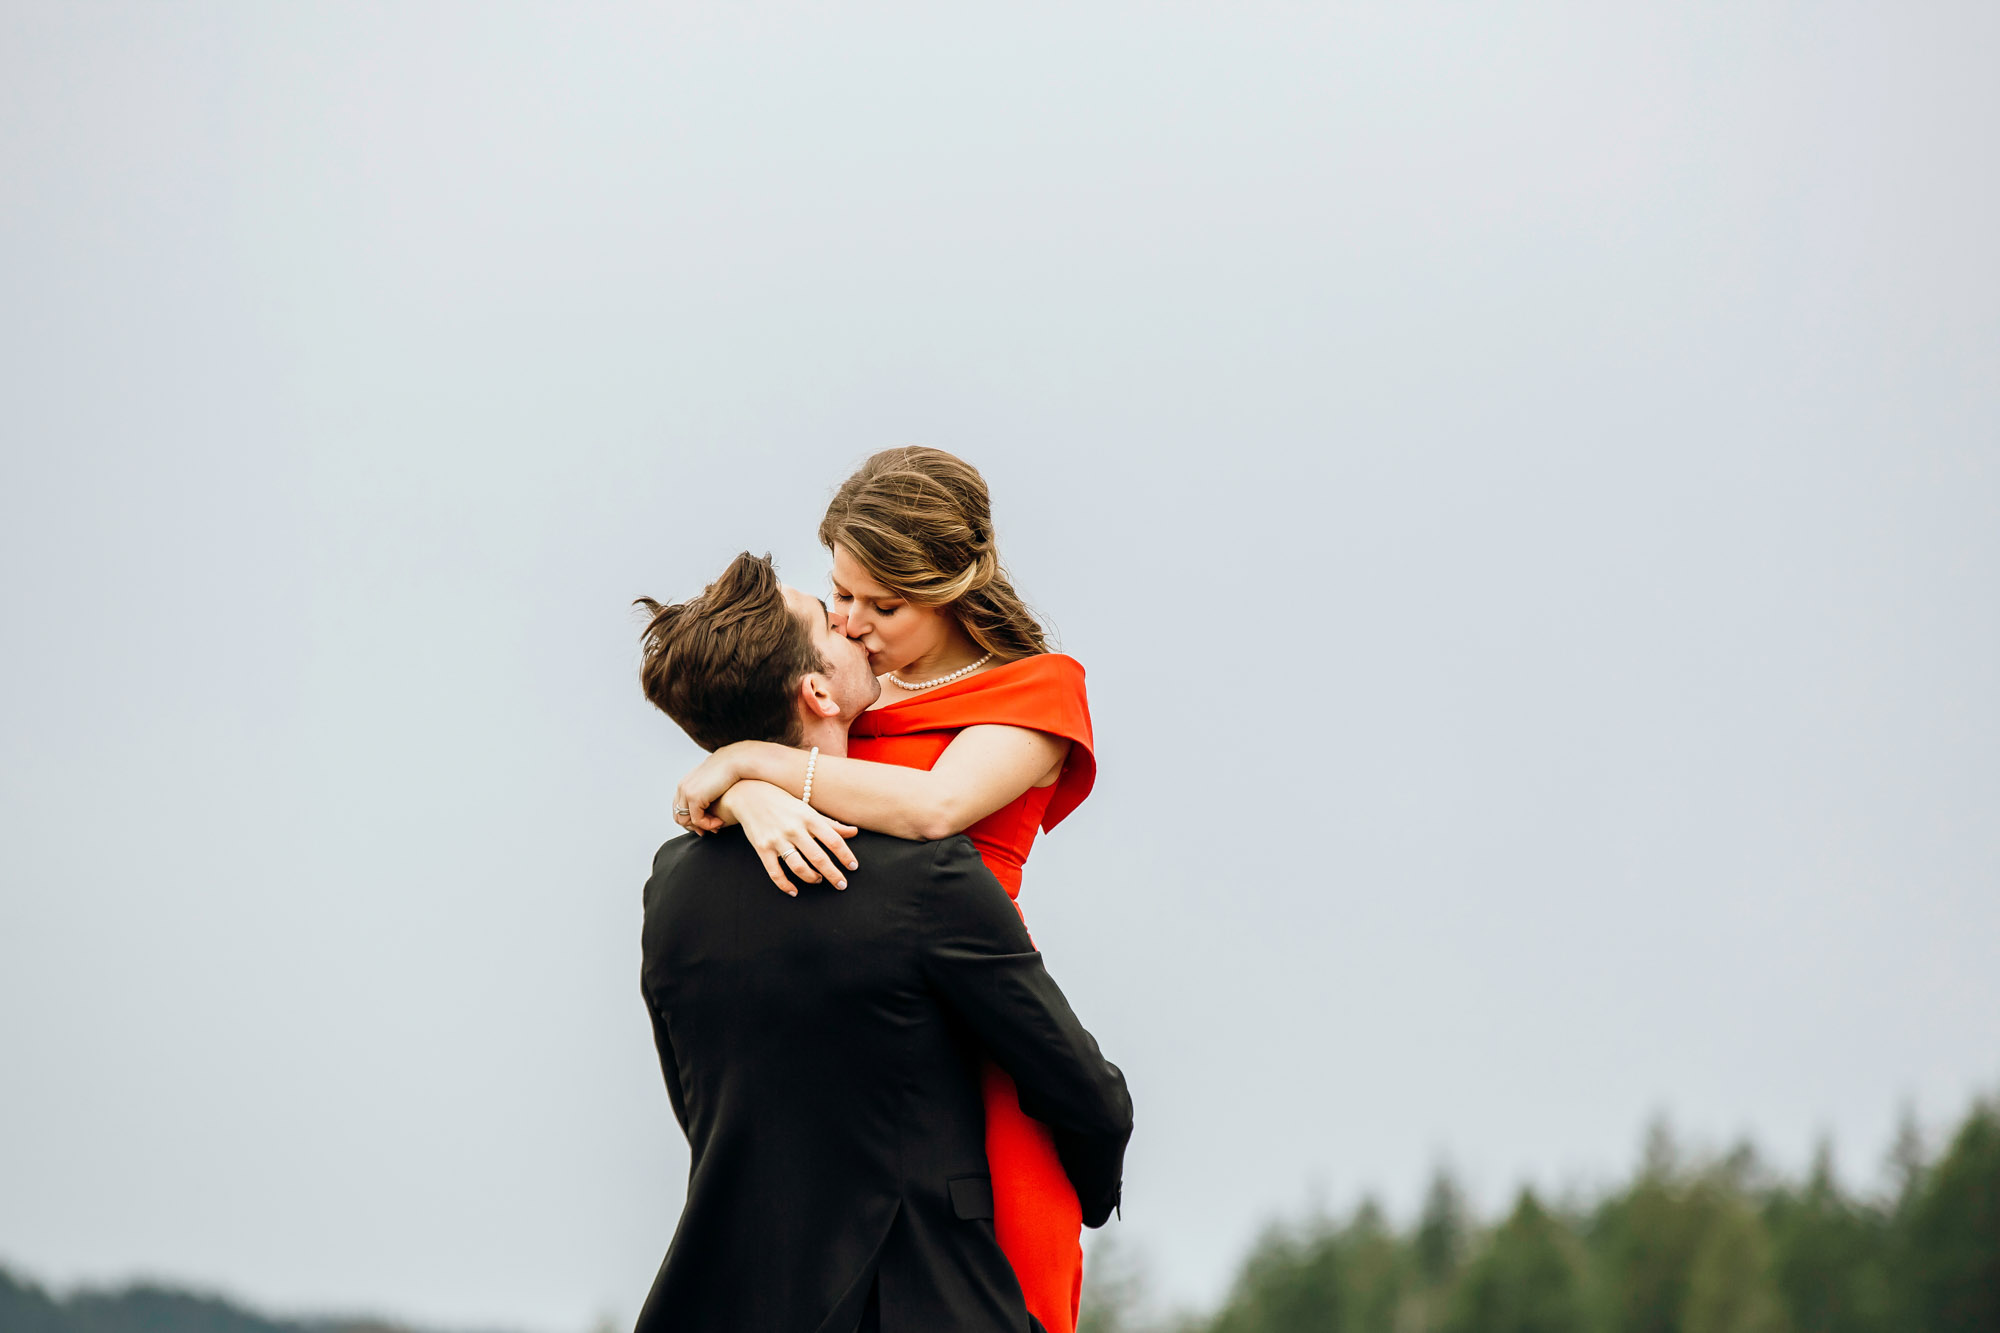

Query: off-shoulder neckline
left=866, top=651, right=1079, bottom=713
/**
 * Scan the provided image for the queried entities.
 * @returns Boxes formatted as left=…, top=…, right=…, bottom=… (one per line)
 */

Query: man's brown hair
left=634, top=552, right=826, bottom=752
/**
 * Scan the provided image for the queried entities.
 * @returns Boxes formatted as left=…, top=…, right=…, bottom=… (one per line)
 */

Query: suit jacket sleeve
left=644, top=990, right=693, bottom=1140
left=917, top=836, right=1133, bottom=1227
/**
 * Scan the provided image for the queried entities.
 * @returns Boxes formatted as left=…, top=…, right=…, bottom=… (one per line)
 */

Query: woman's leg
left=982, top=1060, right=1085, bottom=1333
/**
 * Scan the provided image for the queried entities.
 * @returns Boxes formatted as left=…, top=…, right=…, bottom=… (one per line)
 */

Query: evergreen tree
left=1900, top=1100, right=2000, bottom=1333
left=1342, top=1199, right=1407, bottom=1333
left=1683, top=1197, right=1788, bottom=1333
left=1445, top=1190, right=1586, bottom=1333
left=1587, top=1125, right=1717, bottom=1333
left=1641, top=1117, right=1681, bottom=1180
left=1409, top=1164, right=1474, bottom=1333
left=1208, top=1218, right=1348, bottom=1333
left=1417, top=1167, right=1471, bottom=1288
left=1880, top=1101, right=1931, bottom=1330
left=1763, top=1141, right=1891, bottom=1333
left=0, top=1266, right=72, bottom=1333
left=1885, top=1102, right=1929, bottom=1216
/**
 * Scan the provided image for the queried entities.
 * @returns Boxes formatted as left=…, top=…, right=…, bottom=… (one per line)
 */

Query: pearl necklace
left=886, top=653, right=993, bottom=691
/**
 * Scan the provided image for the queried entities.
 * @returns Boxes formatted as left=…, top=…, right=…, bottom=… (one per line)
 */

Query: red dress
left=848, top=652, right=1098, bottom=1333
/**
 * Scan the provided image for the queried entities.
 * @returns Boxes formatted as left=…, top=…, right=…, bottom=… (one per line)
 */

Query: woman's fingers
left=682, top=795, right=724, bottom=833
left=780, top=844, right=825, bottom=885
left=749, top=808, right=860, bottom=896
left=793, top=837, right=846, bottom=890
left=756, top=846, right=799, bottom=897
left=808, top=821, right=859, bottom=876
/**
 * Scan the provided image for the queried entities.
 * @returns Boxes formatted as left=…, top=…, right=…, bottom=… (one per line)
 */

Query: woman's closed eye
left=833, top=589, right=899, bottom=617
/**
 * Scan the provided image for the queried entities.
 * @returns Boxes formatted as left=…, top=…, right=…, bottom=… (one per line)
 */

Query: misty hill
left=0, top=1266, right=519, bottom=1333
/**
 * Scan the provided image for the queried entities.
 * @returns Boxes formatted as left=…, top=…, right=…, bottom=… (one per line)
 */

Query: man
left=631, top=552, right=1132, bottom=1333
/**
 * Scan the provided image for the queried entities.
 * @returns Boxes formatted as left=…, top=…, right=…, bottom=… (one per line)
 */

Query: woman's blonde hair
left=818, top=447, right=1050, bottom=661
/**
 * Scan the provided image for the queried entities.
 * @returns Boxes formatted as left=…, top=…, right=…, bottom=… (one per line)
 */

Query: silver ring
left=673, top=806, right=690, bottom=817
left=782, top=848, right=804, bottom=861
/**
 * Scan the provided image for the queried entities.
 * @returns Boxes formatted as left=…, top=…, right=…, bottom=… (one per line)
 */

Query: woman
left=672, top=446, right=1099, bottom=1333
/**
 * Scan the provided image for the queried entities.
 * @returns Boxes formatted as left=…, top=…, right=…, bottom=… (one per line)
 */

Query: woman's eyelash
left=830, top=590, right=897, bottom=614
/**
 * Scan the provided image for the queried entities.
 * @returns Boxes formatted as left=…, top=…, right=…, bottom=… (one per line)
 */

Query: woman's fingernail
left=836, top=879, right=847, bottom=889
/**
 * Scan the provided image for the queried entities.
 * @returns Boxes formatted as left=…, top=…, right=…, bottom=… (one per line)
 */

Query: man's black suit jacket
left=636, top=828, right=1132, bottom=1333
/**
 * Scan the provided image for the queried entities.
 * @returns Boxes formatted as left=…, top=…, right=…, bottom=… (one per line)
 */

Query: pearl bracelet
left=802, top=745, right=819, bottom=810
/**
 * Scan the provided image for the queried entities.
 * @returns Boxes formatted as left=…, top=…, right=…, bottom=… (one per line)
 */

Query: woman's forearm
left=735, top=743, right=954, bottom=840
left=732, top=726, right=1067, bottom=842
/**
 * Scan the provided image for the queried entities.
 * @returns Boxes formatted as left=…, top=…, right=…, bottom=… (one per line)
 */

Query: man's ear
left=798, top=672, right=841, bottom=720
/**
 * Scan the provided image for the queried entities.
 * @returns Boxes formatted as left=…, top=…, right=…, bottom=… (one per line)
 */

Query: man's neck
left=798, top=714, right=848, bottom=759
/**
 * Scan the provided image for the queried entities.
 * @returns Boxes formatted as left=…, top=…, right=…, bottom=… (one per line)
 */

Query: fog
left=2, top=3, right=1996, bottom=1328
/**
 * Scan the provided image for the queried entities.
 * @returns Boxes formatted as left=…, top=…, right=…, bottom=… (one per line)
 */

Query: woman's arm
left=682, top=725, right=1070, bottom=842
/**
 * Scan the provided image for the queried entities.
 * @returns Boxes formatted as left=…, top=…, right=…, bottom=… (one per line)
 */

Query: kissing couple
left=630, top=448, right=1133, bottom=1332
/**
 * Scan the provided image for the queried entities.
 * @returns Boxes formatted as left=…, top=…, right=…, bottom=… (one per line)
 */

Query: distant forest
left=1084, top=1092, right=2000, bottom=1333
left=0, top=1273, right=480, bottom=1333
left=7, top=1092, right=1995, bottom=1333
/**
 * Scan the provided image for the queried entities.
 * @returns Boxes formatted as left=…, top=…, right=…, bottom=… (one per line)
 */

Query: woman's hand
left=715, top=780, right=860, bottom=896
left=674, top=742, right=759, bottom=834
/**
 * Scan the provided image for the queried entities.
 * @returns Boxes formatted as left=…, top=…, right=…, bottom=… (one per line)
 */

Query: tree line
left=0, top=1272, right=450, bottom=1333
left=6, top=1093, right=1993, bottom=1333
left=1084, top=1093, right=2000, bottom=1333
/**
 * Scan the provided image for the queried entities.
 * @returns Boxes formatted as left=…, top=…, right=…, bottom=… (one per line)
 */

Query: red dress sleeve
left=850, top=653, right=1097, bottom=831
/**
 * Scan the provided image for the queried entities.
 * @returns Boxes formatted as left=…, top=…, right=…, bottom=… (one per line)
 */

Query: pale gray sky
left=3, top=3, right=1996, bottom=1329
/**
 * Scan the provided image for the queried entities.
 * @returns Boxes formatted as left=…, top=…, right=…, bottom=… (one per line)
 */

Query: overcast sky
left=3, top=2, right=1997, bottom=1329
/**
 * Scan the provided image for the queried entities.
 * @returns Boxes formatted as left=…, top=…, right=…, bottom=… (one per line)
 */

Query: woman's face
left=828, top=543, right=950, bottom=675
